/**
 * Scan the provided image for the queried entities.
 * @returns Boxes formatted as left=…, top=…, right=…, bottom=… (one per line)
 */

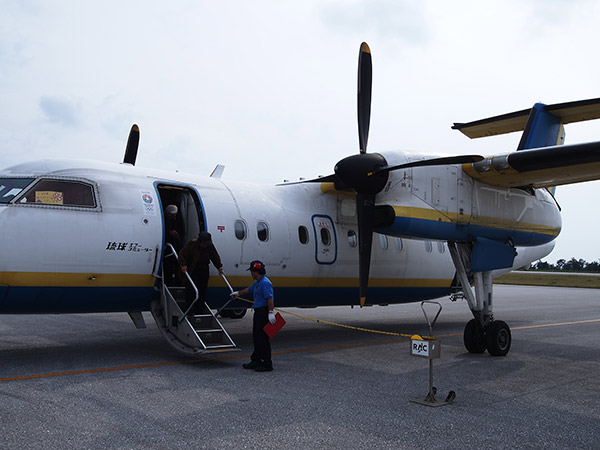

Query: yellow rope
left=230, top=295, right=432, bottom=340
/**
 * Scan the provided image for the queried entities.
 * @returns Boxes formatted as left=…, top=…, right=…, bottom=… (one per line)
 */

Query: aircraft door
left=312, top=215, right=337, bottom=264
left=157, top=184, right=205, bottom=284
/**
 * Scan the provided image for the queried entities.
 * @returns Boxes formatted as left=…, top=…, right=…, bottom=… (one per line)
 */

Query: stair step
left=161, top=281, right=237, bottom=352
left=195, top=328, right=225, bottom=334
left=205, top=344, right=237, bottom=350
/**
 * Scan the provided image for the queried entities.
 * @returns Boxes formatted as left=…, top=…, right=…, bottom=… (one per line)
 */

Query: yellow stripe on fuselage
left=0, top=272, right=452, bottom=289
left=391, top=206, right=560, bottom=237
left=210, top=276, right=452, bottom=289
left=0, top=272, right=156, bottom=287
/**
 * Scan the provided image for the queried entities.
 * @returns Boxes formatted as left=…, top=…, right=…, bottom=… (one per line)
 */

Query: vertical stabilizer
left=517, top=103, right=565, bottom=150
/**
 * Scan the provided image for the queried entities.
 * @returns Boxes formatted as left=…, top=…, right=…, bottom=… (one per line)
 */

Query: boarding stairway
left=150, top=244, right=238, bottom=355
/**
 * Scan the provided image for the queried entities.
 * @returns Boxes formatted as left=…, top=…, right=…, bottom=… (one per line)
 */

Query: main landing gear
left=463, top=318, right=511, bottom=356
left=448, top=242, right=512, bottom=356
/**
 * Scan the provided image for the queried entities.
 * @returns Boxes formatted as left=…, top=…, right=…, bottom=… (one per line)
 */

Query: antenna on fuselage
left=123, top=124, right=140, bottom=165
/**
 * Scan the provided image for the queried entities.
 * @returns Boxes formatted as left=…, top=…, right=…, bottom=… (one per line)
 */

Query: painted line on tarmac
left=511, top=318, right=600, bottom=330
left=1, top=318, right=599, bottom=383
left=0, top=338, right=406, bottom=383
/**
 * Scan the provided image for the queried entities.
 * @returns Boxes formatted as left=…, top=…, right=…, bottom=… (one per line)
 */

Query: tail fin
left=517, top=103, right=565, bottom=150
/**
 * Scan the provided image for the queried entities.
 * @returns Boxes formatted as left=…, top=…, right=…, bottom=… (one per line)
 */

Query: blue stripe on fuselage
left=0, top=286, right=158, bottom=314
left=0, top=285, right=454, bottom=313
left=377, top=216, right=555, bottom=247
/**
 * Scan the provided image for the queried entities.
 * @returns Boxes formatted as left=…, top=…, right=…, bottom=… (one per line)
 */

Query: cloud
left=38, top=96, right=80, bottom=127
left=321, top=0, right=430, bottom=45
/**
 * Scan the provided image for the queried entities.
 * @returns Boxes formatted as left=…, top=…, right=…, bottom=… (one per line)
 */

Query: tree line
left=529, top=258, right=600, bottom=273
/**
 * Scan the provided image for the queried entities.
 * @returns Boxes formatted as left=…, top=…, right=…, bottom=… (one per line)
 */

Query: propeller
left=123, top=124, right=140, bottom=165
left=369, top=154, right=484, bottom=176
left=357, top=42, right=372, bottom=154
left=286, top=43, right=484, bottom=307
left=333, top=43, right=390, bottom=307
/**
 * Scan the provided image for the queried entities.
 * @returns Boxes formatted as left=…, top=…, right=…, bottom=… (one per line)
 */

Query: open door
left=157, top=185, right=205, bottom=284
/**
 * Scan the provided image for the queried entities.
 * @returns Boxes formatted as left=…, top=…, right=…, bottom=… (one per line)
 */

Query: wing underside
left=462, top=141, right=600, bottom=188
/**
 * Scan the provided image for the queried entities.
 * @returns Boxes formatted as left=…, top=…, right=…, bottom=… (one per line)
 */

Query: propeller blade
left=123, top=124, right=140, bottom=165
left=357, top=42, right=372, bottom=154
left=357, top=192, right=376, bottom=306
left=369, top=154, right=484, bottom=176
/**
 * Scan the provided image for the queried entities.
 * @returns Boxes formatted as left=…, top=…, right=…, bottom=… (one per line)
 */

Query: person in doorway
left=165, top=204, right=183, bottom=251
left=178, top=231, right=224, bottom=314
left=164, top=204, right=183, bottom=285
left=230, top=260, right=276, bottom=372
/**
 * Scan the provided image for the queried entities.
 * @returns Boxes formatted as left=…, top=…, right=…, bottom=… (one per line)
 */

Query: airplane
left=1, top=42, right=600, bottom=357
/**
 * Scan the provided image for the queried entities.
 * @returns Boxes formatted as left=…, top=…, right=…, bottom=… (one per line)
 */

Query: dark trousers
left=251, top=307, right=272, bottom=368
left=184, top=268, right=208, bottom=314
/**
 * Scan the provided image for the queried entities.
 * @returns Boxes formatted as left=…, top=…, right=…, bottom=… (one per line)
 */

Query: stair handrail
left=164, top=243, right=199, bottom=321
left=158, top=243, right=237, bottom=352
left=216, top=273, right=236, bottom=316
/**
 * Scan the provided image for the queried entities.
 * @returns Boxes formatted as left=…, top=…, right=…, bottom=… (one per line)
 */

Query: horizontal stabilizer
left=453, top=98, right=600, bottom=139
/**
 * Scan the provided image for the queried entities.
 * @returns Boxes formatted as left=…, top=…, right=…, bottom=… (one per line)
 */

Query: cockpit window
left=18, top=179, right=97, bottom=208
left=0, top=178, right=35, bottom=203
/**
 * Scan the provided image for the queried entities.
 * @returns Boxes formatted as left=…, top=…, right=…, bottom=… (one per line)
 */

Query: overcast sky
left=1, top=0, right=599, bottom=264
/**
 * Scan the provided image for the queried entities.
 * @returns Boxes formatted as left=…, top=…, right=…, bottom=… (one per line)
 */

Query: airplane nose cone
left=334, top=153, right=389, bottom=195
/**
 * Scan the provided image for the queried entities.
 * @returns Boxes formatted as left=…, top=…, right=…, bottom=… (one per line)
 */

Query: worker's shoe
left=254, top=365, right=273, bottom=372
left=242, top=361, right=259, bottom=370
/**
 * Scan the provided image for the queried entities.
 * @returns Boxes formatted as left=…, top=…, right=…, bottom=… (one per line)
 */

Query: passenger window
left=394, top=237, right=403, bottom=252
left=257, top=221, right=269, bottom=242
left=320, top=227, right=331, bottom=246
left=234, top=220, right=247, bottom=240
left=437, top=241, right=445, bottom=253
left=424, top=241, right=432, bottom=253
left=298, top=226, right=309, bottom=244
left=379, top=233, right=388, bottom=250
left=19, top=179, right=96, bottom=207
left=0, top=178, right=35, bottom=203
left=347, top=230, right=357, bottom=248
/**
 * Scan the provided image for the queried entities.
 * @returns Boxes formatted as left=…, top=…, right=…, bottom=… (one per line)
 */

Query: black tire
left=220, top=308, right=247, bottom=319
left=228, top=308, right=247, bottom=319
left=463, top=319, right=487, bottom=353
left=486, top=320, right=511, bottom=356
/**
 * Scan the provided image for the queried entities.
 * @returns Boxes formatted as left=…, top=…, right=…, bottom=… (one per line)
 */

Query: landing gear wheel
left=486, top=320, right=511, bottom=356
left=219, top=308, right=247, bottom=319
left=227, top=308, right=247, bottom=319
left=463, top=319, right=486, bottom=353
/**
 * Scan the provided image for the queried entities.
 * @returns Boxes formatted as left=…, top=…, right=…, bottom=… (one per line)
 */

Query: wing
left=461, top=141, right=600, bottom=188
left=454, top=98, right=600, bottom=188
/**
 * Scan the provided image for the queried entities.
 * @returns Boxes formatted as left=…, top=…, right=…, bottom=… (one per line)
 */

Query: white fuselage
left=0, top=153, right=557, bottom=313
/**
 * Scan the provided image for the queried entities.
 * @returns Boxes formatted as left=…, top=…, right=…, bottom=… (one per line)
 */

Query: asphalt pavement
left=0, top=285, right=599, bottom=449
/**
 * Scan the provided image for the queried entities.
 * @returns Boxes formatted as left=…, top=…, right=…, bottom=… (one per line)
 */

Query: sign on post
left=410, top=338, right=441, bottom=359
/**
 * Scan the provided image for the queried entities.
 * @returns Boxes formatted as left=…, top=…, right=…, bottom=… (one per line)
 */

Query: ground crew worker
left=179, top=231, right=224, bottom=314
left=230, top=260, right=276, bottom=372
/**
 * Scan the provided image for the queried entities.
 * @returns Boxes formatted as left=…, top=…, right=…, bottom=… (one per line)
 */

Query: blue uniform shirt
left=247, top=275, right=274, bottom=309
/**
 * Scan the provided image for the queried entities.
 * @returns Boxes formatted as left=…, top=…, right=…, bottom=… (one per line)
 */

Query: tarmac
left=0, top=284, right=599, bottom=449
